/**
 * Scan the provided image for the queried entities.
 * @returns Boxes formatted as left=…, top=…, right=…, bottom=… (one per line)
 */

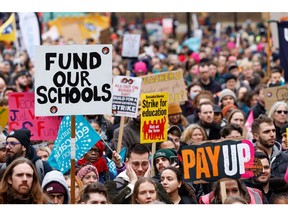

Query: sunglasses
left=276, top=110, right=288, bottom=114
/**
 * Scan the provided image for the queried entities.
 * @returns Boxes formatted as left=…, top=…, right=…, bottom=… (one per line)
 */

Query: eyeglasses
left=276, top=110, right=288, bottom=114
left=2, top=141, right=21, bottom=147
left=130, top=160, right=149, bottom=168
left=88, top=148, right=100, bottom=153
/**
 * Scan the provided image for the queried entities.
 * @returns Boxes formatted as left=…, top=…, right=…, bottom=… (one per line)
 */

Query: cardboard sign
left=47, top=115, right=101, bottom=173
left=35, top=45, right=112, bottom=116
left=121, top=33, right=141, bottom=58
left=141, top=70, right=188, bottom=103
left=112, top=76, right=142, bottom=118
left=0, top=106, right=8, bottom=131
left=181, top=139, right=256, bottom=183
left=263, top=84, right=288, bottom=113
left=8, top=92, right=62, bottom=140
left=140, top=92, right=168, bottom=143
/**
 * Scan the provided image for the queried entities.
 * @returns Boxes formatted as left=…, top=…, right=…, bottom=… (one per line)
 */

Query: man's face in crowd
left=8, top=163, right=33, bottom=197
left=129, top=152, right=150, bottom=178
left=254, top=123, right=276, bottom=148
left=168, top=133, right=180, bottom=151
left=82, top=192, right=108, bottom=204
left=5, top=137, right=25, bottom=163
left=46, top=193, right=65, bottom=204
left=254, top=158, right=271, bottom=185
left=208, top=64, right=217, bottom=78
left=226, top=79, right=237, bottom=91
left=37, top=150, right=49, bottom=161
left=198, top=104, right=214, bottom=125
left=199, top=65, right=210, bottom=81
left=270, top=72, right=282, bottom=84
left=0, top=145, right=6, bottom=163
left=155, top=157, right=170, bottom=173
left=230, top=68, right=240, bottom=78
left=252, top=61, right=262, bottom=71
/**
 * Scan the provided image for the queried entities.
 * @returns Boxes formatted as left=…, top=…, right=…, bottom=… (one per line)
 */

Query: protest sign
left=8, top=92, right=61, bottom=140
left=35, top=44, right=112, bottom=116
left=263, top=84, right=288, bottom=113
left=140, top=92, right=168, bottom=144
left=0, top=106, right=8, bottom=131
left=112, top=76, right=142, bottom=118
left=121, top=33, right=141, bottom=58
left=47, top=115, right=101, bottom=174
left=181, top=139, right=261, bottom=183
left=162, top=18, right=173, bottom=34
left=141, top=70, right=188, bottom=103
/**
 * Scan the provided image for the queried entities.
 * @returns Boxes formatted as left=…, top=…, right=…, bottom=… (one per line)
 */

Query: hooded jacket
left=41, top=170, right=70, bottom=204
left=270, top=141, right=288, bottom=178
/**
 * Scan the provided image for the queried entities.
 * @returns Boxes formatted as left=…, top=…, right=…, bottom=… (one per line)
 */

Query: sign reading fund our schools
left=140, top=92, right=168, bottom=143
left=182, top=139, right=257, bottom=183
left=34, top=45, right=112, bottom=116
left=112, top=76, right=142, bottom=118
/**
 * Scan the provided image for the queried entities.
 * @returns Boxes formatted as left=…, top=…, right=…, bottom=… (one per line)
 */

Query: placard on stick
left=140, top=92, right=168, bottom=144
left=263, top=84, right=288, bottom=113
left=34, top=44, right=112, bottom=116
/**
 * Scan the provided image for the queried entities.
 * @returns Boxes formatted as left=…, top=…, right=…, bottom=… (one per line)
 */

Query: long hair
left=268, top=101, right=288, bottom=122
left=212, top=179, right=250, bottom=204
left=180, top=123, right=207, bottom=145
left=131, top=177, right=159, bottom=204
left=0, top=157, right=47, bottom=204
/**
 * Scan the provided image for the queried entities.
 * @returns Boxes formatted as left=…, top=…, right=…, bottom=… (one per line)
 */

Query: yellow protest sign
left=140, top=92, right=168, bottom=144
left=0, top=106, right=8, bottom=131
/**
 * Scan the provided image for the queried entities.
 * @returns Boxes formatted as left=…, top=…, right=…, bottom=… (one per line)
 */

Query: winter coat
left=270, top=141, right=288, bottom=178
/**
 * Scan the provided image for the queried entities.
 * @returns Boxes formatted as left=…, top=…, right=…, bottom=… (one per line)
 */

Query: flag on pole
left=277, top=21, right=288, bottom=82
left=245, top=110, right=254, bottom=133
left=107, top=147, right=127, bottom=178
left=48, top=115, right=101, bottom=174
left=0, top=13, right=16, bottom=42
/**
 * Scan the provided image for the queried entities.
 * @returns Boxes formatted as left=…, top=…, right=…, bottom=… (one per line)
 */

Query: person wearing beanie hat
left=168, top=102, right=189, bottom=132
left=221, top=104, right=238, bottom=119
left=2, top=129, right=53, bottom=184
left=218, top=89, right=237, bottom=109
left=153, top=148, right=178, bottom=178
left=134, top=61, right=147, bottom=76
left=42, top=170, right=70, bottom=204
left=77, top=164, right=99, bottom=186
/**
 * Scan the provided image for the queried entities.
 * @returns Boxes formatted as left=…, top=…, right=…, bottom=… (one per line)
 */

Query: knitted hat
left=77, top=165, right=99, bottom=180
left=6, top=129, right=32, bottom=149
left=153, top=148, right=178, bottom=162
left=227, top=64, right=238, bottom=72
left=222, top=104, right=238, bottom=117
left=213, top=105, right=222, bottom=113
left=225, top=74, right=237, bottom=83
left=219, top=89, right=236, bottom=102
left=134, top=62, right=147, bottom=74
left=44, top=181, right=66, bottom=195
left=280, top=123, right=288, bottom=135
left=168, top=102, right=182, bottom=115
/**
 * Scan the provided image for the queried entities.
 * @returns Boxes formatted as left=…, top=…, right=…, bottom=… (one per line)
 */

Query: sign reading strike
left=34, top=45, right=112, bottom=116
left=140, top=92, right=168, bottom=143
left=182, top=140, right=257, bottom=183
left=141, top=70, right=188, bottom=103
left=8, top=92, right=62, bottom=140
left=112, top=76, right=142, bottom=118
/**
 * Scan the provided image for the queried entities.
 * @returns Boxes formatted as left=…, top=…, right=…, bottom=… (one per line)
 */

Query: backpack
left=0, top=159, right=45, bottom=183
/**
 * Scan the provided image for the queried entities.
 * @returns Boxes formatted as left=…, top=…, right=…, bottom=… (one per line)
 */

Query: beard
left=6, top=149, right=24, bottom=165
left=259, top=136, right=275, bottom=148
left=18, top=83, right=28, bottom=91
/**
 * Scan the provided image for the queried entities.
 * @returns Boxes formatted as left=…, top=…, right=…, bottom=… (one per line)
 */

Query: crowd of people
left=0, top=13, right=288, bottom=204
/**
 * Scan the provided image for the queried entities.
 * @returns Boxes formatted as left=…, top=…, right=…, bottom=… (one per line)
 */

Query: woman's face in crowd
left=82, top=171, right=98, bottom=185
left=169, top=113, right=181, bottom=125
left=273, top=105, right=288, bottom=125
left=136, top=181, right=158, bottom=204
left=160, top=169, right=181, bottom=195
left=191, top=128, right=204, bottom=143
left=230, top=112, right=245, bottom=128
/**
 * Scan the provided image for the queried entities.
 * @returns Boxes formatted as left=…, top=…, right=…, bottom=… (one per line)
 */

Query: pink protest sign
left=8, top=92, right=62, bottom=140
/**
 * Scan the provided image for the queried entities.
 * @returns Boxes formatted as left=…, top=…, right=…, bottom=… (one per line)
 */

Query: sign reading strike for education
left=121, top=33, right=141, bottom=58
left=182, top=139, right=258, bottom=183
left=112, top=76, right=142, bottom=118
left=0, top=106, right=8, bottom=131
left=8, top=92, right=62, bottom=140
left=34, top=45, right=112, bottom=116
left=263, top=84, right=288, bottom=113
left=47, top=115, right=101, bottom=174
left=140, top=92, right=168, bottom=144
left=141, top=70, right=188, bottom=103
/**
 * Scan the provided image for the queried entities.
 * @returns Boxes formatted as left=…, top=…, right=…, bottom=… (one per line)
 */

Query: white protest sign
left=121, top=33, right=141, bottom=58
left=112, top=76, right=142, bottom=118
left=162, top=18, right=173, bottom=34
left=35, top=45, right=112, bottom=116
